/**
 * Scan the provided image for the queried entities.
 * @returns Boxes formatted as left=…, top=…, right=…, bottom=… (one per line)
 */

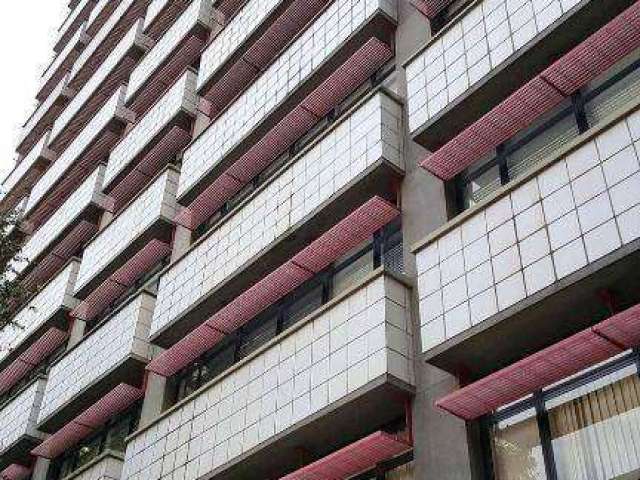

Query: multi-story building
left=1, top=0, right=639, bottom=478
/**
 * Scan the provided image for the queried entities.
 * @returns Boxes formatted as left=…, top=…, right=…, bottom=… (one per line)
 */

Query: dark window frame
left=453, top=53, right=640, bottom=215
left=482, top=349, right=640, bottom=480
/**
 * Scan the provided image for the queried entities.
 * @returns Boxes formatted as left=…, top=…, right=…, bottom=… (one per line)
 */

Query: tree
left=0, top=209, right=30, bottom=331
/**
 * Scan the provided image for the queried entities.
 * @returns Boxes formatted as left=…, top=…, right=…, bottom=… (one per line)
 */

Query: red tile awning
left=280, top=431, right=412, bottom=480
left=177, top=37, right=393, bottom=230
left=71, top=240, right=170, bottom=321
left=421, top=1, right=640, bottom=180
left=0, top=464, right=32, bottom=480
left=0, top=328, right=68, bottom=395
left=436, top=303, right=640, bottom=420
left=410, top=0, right=452, bottom=19
left=31, top=384, right=143, bottom=459
left=145, top=0, right=191, bottom=40
left=147, top=196, right=400, bottom=377
left=22, top=220, right=98, bottom=291
left=200, top=0, right=329, bottom=105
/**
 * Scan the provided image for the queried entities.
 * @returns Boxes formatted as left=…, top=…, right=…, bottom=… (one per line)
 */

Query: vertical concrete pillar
left=172, top=224, right=192, bottom=262
left=67, top=317, right=86, bottom=349
left=392, top=3, right=474, bottom=478
left=139, top=372, right=168, bottom=428
left=31, top=457, right=50, bottom=480
left=100, top=209, right=114, bottom=229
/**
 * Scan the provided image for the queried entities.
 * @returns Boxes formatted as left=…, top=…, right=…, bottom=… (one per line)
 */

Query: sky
left=0, top=2, right=68, bottom=184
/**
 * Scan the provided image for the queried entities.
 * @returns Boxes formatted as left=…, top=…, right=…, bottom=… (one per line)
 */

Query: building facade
left=1, top=0, right=639, bottom=479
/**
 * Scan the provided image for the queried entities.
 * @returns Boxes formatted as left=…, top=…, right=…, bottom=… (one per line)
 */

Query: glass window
left=546, top=364, right=640, bottom=480
left=460, top=162, right=501, bottom=210
left=490, top=408, right=548, bottom=480
left=333, top=249, right=374, bottom=293
left=238, top=315, right=278, bottom=359
left=505, top=109, right=579, bottom=182
left=282, top=283, right=324, bottom=331
left=584, top=52, right=640, bottom=126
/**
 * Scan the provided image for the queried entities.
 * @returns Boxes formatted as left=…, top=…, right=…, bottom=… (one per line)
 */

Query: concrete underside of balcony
left=151, top=159, right=404, bottom=347
left=411, top=0, right=636, bottom=151
left=424, top=238, right=640, bottom=381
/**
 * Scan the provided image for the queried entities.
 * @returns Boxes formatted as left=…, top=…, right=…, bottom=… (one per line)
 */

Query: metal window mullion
left=571, top=90, right=590, bottom=133
left=534, top=392, right=558, bottom=480
left=496, top=145, right=509, bottom=186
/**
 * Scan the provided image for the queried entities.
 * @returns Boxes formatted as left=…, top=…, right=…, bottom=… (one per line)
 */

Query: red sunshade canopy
left=31, top=383, right=143, bottom=459
left=436, top=303, right=640, bottom=420
left=280, top=431, right=412, bottom=480
left=177, top=37, right=393, bottom=230
left=421, top=1, right=640, bottom=180
left=147, top=196, right=400, bottom=377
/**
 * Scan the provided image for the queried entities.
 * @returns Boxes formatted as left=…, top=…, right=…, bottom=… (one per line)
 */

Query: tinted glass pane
left=238, top=316, right=278, bottom=359
left=282, top=284, right=323, bottom=331
left=491, top=408, right=547, bottom=480
left=547, top=364, right=640, bottom=480
left=461, top=163, right=501, bottom=209
left=506, top=112, right=579, bottom=182
left=333, top=250, right=374, bottom=294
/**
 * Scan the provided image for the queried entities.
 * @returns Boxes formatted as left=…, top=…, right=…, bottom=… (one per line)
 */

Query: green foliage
left=0, top=209, right=30, bottom=331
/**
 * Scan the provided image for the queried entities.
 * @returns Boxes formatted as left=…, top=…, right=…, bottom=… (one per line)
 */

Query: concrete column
left=31, top=457, right=51, bottom=480
left=67, top=318, right=86, bottom=349
left=139, top=372, right=168, bottom=428
left=172, top=224, right=192, bottom=262
left=193, top=106, right=212, bottom=138
left=100, top=210, right=114, bottom=229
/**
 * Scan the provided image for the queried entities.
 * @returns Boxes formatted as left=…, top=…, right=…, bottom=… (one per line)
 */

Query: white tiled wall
left=20, top=74, right=70, bottom=146
left=0, top=262, right=79, bottom=365
left=144, top=0, right=171, bottom=30
left=25, top=87, right=128, bottom=218
left=40, top=23, right=87, bottom=94
left=106, top=71, right=197, bottom=187
left=196, top=0, right=281, bottom=91
left=0, top=379, right=45, bottom=454
left=17, top=167, right=105, bottom=274
left=38, top=293, right=155, bottom=423
left=56, top=0, right=93, bottom=46
left=123, top=274, right=413, bottom=480
left=1, top=133, right=51, bottom=200
left=75, top=170, right=178, bottom=294
left=417, top=109, right=640, bottom=352
left=126, top=0, right=212, bottom=102
left=51, top=20, right=148, bottom=144
left=150, top=92, right=403, bottom=336
left=72, top=0, right=139, bottom=83
left=72, top=455, right=124, bottom=480
left=179, top=0, right=397, bottom=199
left=406, top=0, right=582, bottom=132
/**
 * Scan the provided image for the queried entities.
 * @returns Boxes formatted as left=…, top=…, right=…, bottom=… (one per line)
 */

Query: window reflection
left=491, top=408, right=547, bottom=480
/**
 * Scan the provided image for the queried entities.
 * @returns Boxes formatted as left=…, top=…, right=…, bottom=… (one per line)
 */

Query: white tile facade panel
left=196, top=0, right=281, bottom=91
left=417, top=110, right=640, bottom=352
left=123, top=275, right=413, bottom=480
left=106, top=71, right=198, bottom=187
left=150, top=92, right=403, bottom=336
left=51, top=20, right=146, bottom=143
left=72, top=455, right=124, bottom=480
left=25, top=87, right=128, bottom=218
left=75, top=170, right=178, bottom=293
left=72, top=0, right=138, bottom=81
left=17, top=167, right=105, bottom=274
left=40, top=23, right=87, bottom=93
left=20, top=75, right=70, bottom=146
left=0, top=379, right=45, bottom=453
left=38, top=293, right=155, bottom=423
left=1, top=134, right=50, bottom=200
left=179, top=0, right=397, bottom=198
left=144, top=0, right=171, bottom=29
left=0, top=262, right=79, bottom=365
left=126, top=0, right=212, bottom=102
left=405, top=0, right=582, bottom=132
left=57, top=0, right=93, bottom=44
